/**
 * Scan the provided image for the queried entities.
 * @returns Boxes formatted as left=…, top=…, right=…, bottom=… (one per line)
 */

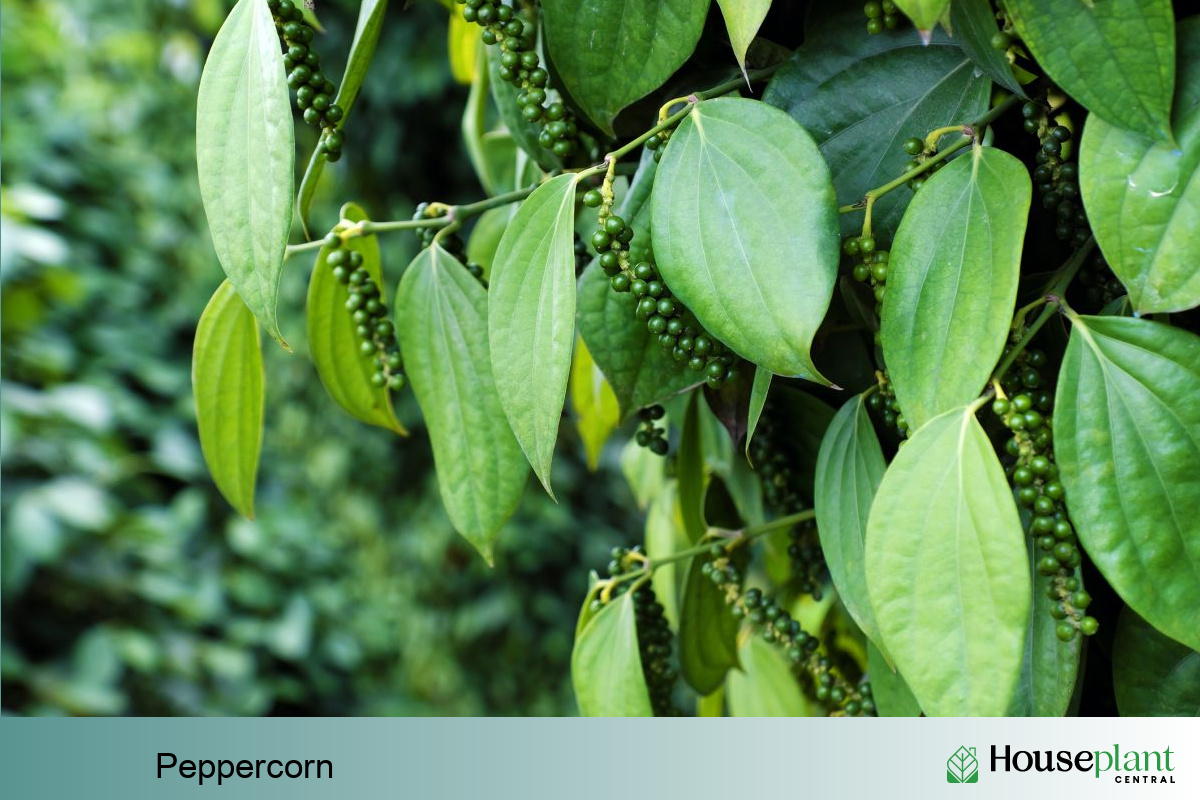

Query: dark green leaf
left=489, top=174, right=580, bottom=496
left=948, top=0, right=1024, bottom=97
left=679, top=550, right=746, bottom=696
left=196, top=0, right=294, bottom=347
left=867, top=641, right=921, bottom=717
left=814, top=394, right=887, bottom=654
left=297, top=0, right=389, bottom=236
left=727, top=635, right=809, bottom=716
left=1054, top=314, right=1200, bottom=651
left=572, top=592, right=654, bottom=717
left=881, top=146, right=1030, bottom=430
left=1113, top=608, right=1200, bottom=716
left=193, top=280, right=264, bottom=520
left=306, top=204, right=405, bottom=434
left=652, top=97, right=839, bottom=379
left=865, top=404, right=1030, bottom=716
left=678, top=392, right=707, bottom=544
left=396, top=244, right=529, bottom=564
left=744, top=367, right=771, bottom=460
left=542, top=0, right=708, bottom=135
left=763, top=5, right=990, bottom=239
left=1006, top=0, right=1175, bottom=140
left=1078, top=19, right=1200, bottom=314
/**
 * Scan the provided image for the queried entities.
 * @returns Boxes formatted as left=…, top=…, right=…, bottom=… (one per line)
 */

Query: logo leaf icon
left=947, top=746, right=979, bottom=783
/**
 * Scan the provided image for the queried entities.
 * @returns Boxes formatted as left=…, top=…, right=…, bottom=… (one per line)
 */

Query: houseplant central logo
left=948, top=746, right=980, bottom=783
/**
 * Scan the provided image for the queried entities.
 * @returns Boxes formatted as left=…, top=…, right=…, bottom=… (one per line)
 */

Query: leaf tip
left=917, top=29, right=934, bottom=46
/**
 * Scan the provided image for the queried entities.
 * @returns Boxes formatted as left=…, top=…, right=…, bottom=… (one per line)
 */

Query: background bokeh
left=1, top=0, right=640, bottom=715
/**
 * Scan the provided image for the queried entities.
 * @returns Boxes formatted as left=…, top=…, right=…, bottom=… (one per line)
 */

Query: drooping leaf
left=865, top=404, right=1031, bottom=717
left=1113, top=608, right=1200, bottom=717
left=489, top=174, right=579, bottom=496
left=814, top=394, right=887, bottom=655
left=297, top=0, right=389, bottom=236
left=396, top=245, right=529, bottom=564
left=716, top=0, right=772, bottom=77
left=763, top=5, right=990, bottom=239
left=645, top=481, right=689, bottom=628
left=193, top=280, right=264, bottom=520
left=679, top=550, right=746, bottom=696
left=1053, top=314, right=1200, bottom=651
left=306, top=204, right=405, bottom=434
left=570, top=337, right=620, bottom=470
left=447, top=9, right=476, bottom=84
left=1079, top=19, right=1200, bottom=314
left=572, top=592, right=654, bottom=717
left=621, top=436, right=668, bottom=511
left=677, top=392, right=707, bottom=544
left=1005, top=0, right=1175, bottom=141
left=1006, top=539, right=1082, bottom=717
left=652, top=97, right=839, bottom=380
left=196, top=0, right=294, bottom=347
left=541, top=0, right=708, bottom=135
left=744, top=367, right=771, bottom=460
left=727, top=635, right=809, bottom=717
left=867, top=642, right=921, bottom=717
left=881, top=146, right=1030, bottom=430
left=893, top=0, right=948, bottom=36
left=948, top=0, right=1024, bottom=97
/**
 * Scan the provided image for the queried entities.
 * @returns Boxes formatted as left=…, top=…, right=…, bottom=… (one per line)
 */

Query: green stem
left=645, top=509, right=816, bottom=571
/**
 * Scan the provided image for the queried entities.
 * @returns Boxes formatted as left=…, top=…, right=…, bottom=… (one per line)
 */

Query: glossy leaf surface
left=572, top=592, right=654, bottom=717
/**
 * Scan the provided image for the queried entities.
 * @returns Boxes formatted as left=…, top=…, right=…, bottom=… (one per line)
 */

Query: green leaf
left=948, top=0, right=1024, bottom=97
left=867, top=641, right=921, bottom=717
left=489, top=174, right=580, bottom=496
left=1113, top=608, right=1200, bottom=717
left=881, top=146, right=1030, bottom=430
left=892, top=0, right=948, bottom=35
left=1005, top=0, right=1175, bottom=140
left=645, top=482, right=689, bottom=628
left=306, top=204, right=405, bottom=434
left=814, top=394, right=887, bottom=655
left=679, top=550, right=745, bottom=696
left=677, top=392, right=707, bottom=544
left=744, top=367, right=771, bottom=460
left=1007, top=540, right=1082, bottom=717
left=570, top=337, right=620, bottom=471
left=621, top=436, right=667, bottom=511
left=1053, top=314, right=1200, bottom=651
left=447, top=6, right=476, bottom=84
left=726, top=635, right=808, bottom=717
left=1079, top=20, right=1200, bottom=314
left=572, top=592, right=654, bottom=717
left=542, top=0, right=708, bottom=136
left=466, top=206, right=511, bottom=281
left=196, top=0, right=294, bottom=347
left=297, top=0, right=389, bottom=236
left=716, top=0, right=771, bottom=77
left=193, top=280, right=264, bottom=520
left=651, top=98, right=839, bottom=380
left=865, top=404, right=1031, bottom=716
left=763, top=5, right=990, bottom=239
left=396, top=244, right=529, bottom=564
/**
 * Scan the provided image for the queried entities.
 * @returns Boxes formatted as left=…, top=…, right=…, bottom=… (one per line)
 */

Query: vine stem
left=838, top=92, right=1023, bottom=215
left=645, top=509, right=816, bottom=571
left=990, top=237, right=1095, bottom=382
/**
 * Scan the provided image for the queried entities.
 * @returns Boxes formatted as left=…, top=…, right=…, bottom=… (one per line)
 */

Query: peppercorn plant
left=194, top=0, right=1200, bottom=717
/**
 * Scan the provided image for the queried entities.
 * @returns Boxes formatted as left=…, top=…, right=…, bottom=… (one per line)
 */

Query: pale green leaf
left=882, top=146, right=1030, bottom=429
left=570, top=337, right=620, bottom=471
left=865, top=404, right=1031, bottom=716
left=306, top=203, right=405, bottom=434
left=727, top=635, right=808, bottom=717
left=645, top=481, right=689, bottom=629
left=197, top=0, right=294, bottom=347
left=448, top=8, right=476, bottom=84
left=542, top=0, right=708, bottom=135
left=716, top=0, right=771, bottom=76
left=489, top=174, right=580, bottom=497
left=466, top=206, right=511, bottom=281
left=1113, top=608, right=1200, bottom=717
left=396, top=244, right=529, bottom=564
left=193, top=280, right=264, bottom=520
left=1006, top=0, right=1175, bottom=140
left=621, top=436, right=668, bottom=511
left=893, top=0, right=949, bottom=35
left=1079, top=19, right=1200, bottom=314
left=572, top=592, right=654, bottom=717
left=1053, top=314, right=1200, bottom=651
left=652, top=98, right=839, bottom=380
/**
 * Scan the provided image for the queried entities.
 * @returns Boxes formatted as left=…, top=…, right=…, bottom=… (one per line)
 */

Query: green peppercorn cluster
left=604, top=547, right=678, bottom=716
left=1077, top=251, right=1126, bottom=308
left=844, top=234, right=892, bottom=323
left=1021, top=102, right=1090, bottom=248
left=323, top=233, right=407, bottom=391
left=583, top=190, right=737, bottom=388
left=865, top=375, right=910, bottom=438
left=863, top=1, right=902, bottom=35
left=269, top=0, right=346, bottom=161
left=748, top=409, right=825, bottom=597
left=899, top=136, right=946, bottom=193
left=634, top=405, right=669, bottom=456
left=412, top=203, right=486, bottom=284
left=644, top=128, right=672, bottom=163
left=704, top=548, right=874, bottom=716
left=455, top=0, right=586, bottom=161
left=993, top=345, right=1097, bottom=642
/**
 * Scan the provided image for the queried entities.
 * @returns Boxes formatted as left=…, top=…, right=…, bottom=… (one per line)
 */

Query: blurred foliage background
left=1, top=0, right=639, bottom=715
